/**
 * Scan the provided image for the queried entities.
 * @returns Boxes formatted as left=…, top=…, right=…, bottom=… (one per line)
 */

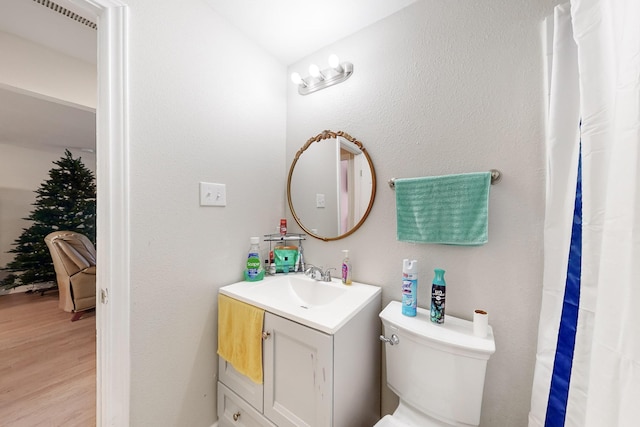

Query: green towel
left=395, top=172, right=491, bottom=245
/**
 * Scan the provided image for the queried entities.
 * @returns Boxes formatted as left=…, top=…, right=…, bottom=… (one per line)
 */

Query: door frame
left=67, top=0, right=131, bottom=425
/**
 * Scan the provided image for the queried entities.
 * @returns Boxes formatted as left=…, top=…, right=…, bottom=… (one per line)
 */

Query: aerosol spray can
left=401, top=259, right=418, bottom=317
left=430, top=268, right=446, bottom=323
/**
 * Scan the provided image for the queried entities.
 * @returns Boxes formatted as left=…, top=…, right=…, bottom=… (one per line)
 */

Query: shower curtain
left=529, top=1, right=640, bottom=426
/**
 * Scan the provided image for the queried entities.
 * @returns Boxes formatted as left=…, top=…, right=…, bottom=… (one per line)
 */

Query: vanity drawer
left=218, top=382, right=275, bottom=427
left=219, top=357, right=263, bottom=411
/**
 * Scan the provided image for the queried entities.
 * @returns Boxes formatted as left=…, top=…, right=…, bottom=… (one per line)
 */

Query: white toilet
left=375, top=301, right=496, bottom=427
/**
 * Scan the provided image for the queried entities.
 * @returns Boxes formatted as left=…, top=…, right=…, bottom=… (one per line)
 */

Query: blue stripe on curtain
left=545, top=144, right=582, bottom=426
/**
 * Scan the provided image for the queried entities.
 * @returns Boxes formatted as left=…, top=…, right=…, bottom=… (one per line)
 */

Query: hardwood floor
left=0, top=291, right=95, bottom=426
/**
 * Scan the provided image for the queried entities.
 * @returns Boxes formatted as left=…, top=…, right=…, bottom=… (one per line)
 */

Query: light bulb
left=329, top=54, right=344, bottom=73
left=308, top=64, right=321, bottom=78
left=328, top=54, right=340, bottom=69
left=290, top=72, right=303, bottom=85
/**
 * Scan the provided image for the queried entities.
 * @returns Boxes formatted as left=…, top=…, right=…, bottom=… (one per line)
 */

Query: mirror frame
left=287, top=130, right=377, bottom=241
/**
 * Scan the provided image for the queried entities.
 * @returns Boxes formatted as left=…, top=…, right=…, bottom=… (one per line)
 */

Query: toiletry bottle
left=401, top=259, right=418, bottom=316
left=269, top=250, right=276, bottom=275
left=341, top=250, right=352, bottom=285
left=280, top=219, right=287, bottom=236
left=430, top=268, right=446, bottom=323
left=244, top=237, right=264, bottom=281
left=296, top=245, right=305, bottom=272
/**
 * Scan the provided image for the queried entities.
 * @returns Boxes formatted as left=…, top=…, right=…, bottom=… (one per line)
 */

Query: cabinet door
left=263, top=312, right=333, bottom=427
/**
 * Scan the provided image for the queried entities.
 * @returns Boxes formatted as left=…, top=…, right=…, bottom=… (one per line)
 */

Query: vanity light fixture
left=290, top=55, right=354, bottom=95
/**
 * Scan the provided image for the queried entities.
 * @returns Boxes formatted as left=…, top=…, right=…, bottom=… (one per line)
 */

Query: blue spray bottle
left=430, top=268, right=446, bottom=323
left=401, top=259, right=418, bottom=316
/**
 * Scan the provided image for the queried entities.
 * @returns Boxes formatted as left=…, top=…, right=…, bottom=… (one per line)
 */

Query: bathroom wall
left=287, top=1, right=556, bottom=425
left=124, top=1, right=286, bottom=425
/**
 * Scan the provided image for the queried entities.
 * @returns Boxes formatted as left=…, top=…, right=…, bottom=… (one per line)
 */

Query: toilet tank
left=380, top=301, right=495, bottom=426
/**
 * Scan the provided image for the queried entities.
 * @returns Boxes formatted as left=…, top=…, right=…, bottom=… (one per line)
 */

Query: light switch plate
left=200, top=182, right=226, bottom=206
left=316, top=193, right=325, bottom=208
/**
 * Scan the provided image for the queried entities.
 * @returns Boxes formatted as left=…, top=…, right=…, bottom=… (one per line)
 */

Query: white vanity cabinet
left=262, top=312, right=333, bottom=427
left=217, top=290, right=381, bottom=427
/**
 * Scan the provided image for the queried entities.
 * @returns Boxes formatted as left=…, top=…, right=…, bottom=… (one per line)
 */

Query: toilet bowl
left=375, top=301, right=496, bottom=427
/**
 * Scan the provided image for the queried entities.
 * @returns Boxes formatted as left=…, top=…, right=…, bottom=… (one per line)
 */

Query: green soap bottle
left=430, top=269, right=446, bottom=324
left=244, top=237, right=264, bottom=282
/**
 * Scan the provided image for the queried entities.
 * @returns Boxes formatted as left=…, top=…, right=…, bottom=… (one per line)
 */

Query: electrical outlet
left=200, top=182, right=226, bottom=206
left=316, top=193, right=325, bottom=208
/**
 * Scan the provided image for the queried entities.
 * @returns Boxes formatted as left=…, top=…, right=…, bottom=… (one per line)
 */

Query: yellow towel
left=217, top=294, right=265, bottom=384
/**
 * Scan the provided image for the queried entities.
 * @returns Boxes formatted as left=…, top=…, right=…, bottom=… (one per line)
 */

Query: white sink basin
left=282, top=275, right=347, bottom=308
left=243, top=275, right=347, bottom=308
left=219, top=274, right=381, bottom=334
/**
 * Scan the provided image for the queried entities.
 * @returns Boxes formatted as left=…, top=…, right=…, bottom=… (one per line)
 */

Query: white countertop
left=219, top=274, right=381, bottom=334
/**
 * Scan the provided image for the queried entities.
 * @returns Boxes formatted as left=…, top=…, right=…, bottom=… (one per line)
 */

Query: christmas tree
left=1, top=150, right=96, bottom=290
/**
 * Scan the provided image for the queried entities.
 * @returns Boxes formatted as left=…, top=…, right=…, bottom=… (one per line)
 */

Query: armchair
left=44, top=231, right=96, bottom=321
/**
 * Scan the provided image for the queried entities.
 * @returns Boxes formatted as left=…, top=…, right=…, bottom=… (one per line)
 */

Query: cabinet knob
left=262, top=331, right=271, bottom=340
left=233, top=411, right=241, bottom=421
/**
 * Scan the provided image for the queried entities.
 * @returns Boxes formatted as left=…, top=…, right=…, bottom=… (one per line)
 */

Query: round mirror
left=287, top=130, right=376, bottom=241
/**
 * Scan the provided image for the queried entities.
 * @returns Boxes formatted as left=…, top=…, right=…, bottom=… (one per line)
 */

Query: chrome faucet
left=305, top=265, right=335, bottom=282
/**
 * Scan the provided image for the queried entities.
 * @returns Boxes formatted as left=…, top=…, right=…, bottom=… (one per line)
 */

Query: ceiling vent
left=32, top=0, right=97, bottom=30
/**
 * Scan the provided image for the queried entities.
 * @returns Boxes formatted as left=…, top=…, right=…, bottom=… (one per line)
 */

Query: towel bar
left=388, top=169, right=501, bottom=189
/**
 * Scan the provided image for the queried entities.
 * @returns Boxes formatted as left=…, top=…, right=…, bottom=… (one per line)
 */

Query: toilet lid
left=373, top=415, right=411, bottom=427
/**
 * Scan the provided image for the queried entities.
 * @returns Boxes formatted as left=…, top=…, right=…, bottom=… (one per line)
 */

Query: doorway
left=0, top=0, right=128, bottom=425
left=56, top=1, right=130, bottom=425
